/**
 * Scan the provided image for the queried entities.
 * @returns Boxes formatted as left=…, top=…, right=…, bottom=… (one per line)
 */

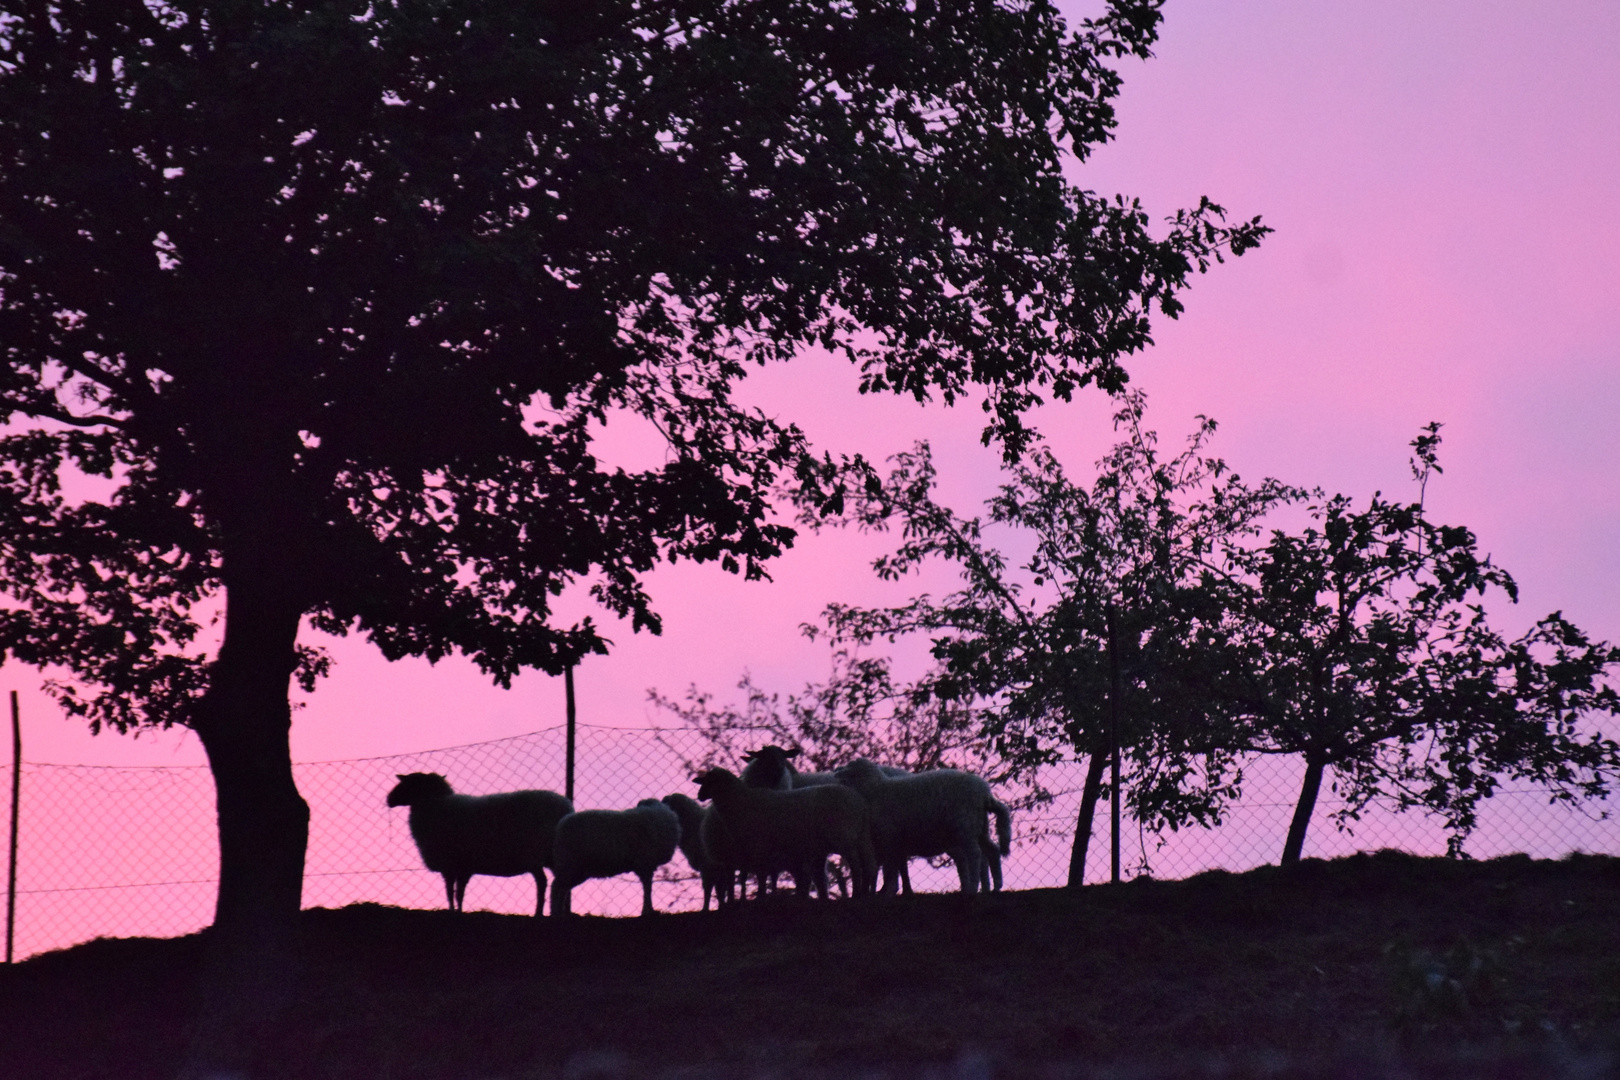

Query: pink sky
left=5, top=0, right=1617, bottom=772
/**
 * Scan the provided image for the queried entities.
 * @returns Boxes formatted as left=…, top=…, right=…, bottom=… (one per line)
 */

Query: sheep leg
left=878, top=859, right=904, bottom=897
left=951, top=842, right=982, bottom=895
left=550, top=876, right=573, bottom=917
left=979, top=837, right=1003, bottom=892
left=899, top=862, right=914, bottom=897
left=850, top=838, right=876, bottom=899
left=532, top=870, right=548, bottom=917
left=442, top=874, right=455, bottom=911
left=812, top=859, right=832, bottom=900
left=639, top=870, right=656, bottom=917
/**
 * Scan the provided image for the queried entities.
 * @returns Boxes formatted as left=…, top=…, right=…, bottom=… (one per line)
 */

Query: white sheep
left=833, top=757, right=1012, bottom=896
left=660, top=792, right=734, bottom=911
left=550, top=798, right=683, bottom=917
left=695, top=767, right=876, bottom=900
left=385, top=772, right=574, bottom=916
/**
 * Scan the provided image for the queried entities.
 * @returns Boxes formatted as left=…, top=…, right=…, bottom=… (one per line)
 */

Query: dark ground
left=4, top=851, right=1619, bottom=1079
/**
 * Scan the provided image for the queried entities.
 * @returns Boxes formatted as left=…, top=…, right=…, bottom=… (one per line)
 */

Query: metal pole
left=1107, top=604, right=1121, bottom=885
left=564, top=664, right=576, bottom=804
left=7, top=691, right=19, bottom=964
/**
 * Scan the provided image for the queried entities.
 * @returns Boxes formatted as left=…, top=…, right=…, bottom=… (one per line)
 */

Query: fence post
left=564, top=664, right=576, bottom=803
left=1107, top=604, right=1121, bottom=884
left=6, top=690, right=18, bottom=964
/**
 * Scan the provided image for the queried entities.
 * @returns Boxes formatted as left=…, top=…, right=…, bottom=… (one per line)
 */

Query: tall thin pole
left=7, top=691, right=19, bottom=964
left=564, top=664, right=576, bottom=804
left=1107, top=604, right=1121, bottom=885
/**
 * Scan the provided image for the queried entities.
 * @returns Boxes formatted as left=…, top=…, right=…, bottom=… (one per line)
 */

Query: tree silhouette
left=1168, top=428, right=1620, bottom=864
left=814, top=392, right=1299, bottom=883
left=0, top=0, right=1264, bottom=1063
left=651, top=648, right=1020, bottom=783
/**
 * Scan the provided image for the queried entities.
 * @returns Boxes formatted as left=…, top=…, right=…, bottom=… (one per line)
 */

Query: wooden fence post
left=7, top=691, right=19, bottom=964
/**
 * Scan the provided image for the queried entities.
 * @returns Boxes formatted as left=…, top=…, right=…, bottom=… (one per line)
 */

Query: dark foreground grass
left=3, top=851, right=1619, bottom=1079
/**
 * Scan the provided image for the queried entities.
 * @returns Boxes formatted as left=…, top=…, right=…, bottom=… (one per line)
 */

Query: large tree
left=0, top=0, right=1263, bottom=1062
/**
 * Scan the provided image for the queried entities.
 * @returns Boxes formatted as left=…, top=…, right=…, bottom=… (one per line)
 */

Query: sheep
left=832, top=757, right=1012, bottom=896
left=699, top=797, right=742, bottom=906
left=694, top=767, right=877, bottom=900
left=550, top=798, right=683, bottom=917
left=741, top=746, right=967, bottom=895
left=737, top=745, right=872, bottom=897
left=385, top=772, right=573, bottom=916
left=660, top=792, right=735, bottom=911
left=737, top=745, right=832, bottom=896
left=866, top=765, right=1003, bottom=893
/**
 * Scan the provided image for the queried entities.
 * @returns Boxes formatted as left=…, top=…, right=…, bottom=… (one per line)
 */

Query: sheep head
left=694, top=767, right=738, bottom=803
left=386, top=771, right=454, bottom=807
left=738, top=745, right=800, bottom=790
left=833, top=757, right=884, bottom=791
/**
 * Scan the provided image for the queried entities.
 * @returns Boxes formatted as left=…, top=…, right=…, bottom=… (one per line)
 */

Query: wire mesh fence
left=3, top=723, right=1615, bottom=960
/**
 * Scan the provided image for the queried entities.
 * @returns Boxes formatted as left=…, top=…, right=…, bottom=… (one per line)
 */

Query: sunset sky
left=6, top=0, right=1617, bottom=772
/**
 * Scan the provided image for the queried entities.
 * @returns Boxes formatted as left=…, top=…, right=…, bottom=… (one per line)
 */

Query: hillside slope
left=3, top=851, right=1617, bottom=1078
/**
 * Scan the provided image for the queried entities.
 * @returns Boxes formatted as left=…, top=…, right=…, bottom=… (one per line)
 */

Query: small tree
left=1170, top=427, right=1620, bottom=863
left=811, top=392, right=1299, bottom=883
left=651, top=648, right=1018, bottom=782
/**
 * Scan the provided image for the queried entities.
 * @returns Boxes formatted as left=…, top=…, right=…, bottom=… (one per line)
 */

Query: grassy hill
left=3, top=850, right=1618, bottom=1078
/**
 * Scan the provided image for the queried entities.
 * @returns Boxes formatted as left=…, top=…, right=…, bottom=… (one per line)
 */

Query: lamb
left=385, top=772, right=573, bottom=916
left=661, top=792, right=735, bottom=911
left=550, top=798, right=683, bottom=917
left=695, top=767, right=877, bottom=900
left=832, top=757, right=1012, bottom=896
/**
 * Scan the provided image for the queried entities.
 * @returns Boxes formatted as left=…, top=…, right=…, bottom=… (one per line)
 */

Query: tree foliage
left=0, top=0, right=1267, bottom=734
left=1168, top=427, right=1620, bottom=861
left=814, top=406, right=1620, bottom=868
left=651, top=648, right=1009, bottom=775
left=811, top=391, right=1301, bottom=880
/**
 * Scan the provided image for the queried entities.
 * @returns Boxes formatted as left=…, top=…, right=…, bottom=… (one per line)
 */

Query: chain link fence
left=3, top=723, right=1615, bottom=960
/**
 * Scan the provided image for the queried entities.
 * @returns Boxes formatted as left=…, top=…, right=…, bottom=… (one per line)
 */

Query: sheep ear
left=787, top=747, right=803, bottom=758
left=396, top=774, right=407, bottom=780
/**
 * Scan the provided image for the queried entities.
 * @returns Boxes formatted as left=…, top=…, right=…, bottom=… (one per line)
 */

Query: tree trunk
left=184, top=571, right=309, bottom=1075
left=1281, top=756, right=1326, bottom=867
left=1066, top=751, right=1110, bottom=888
